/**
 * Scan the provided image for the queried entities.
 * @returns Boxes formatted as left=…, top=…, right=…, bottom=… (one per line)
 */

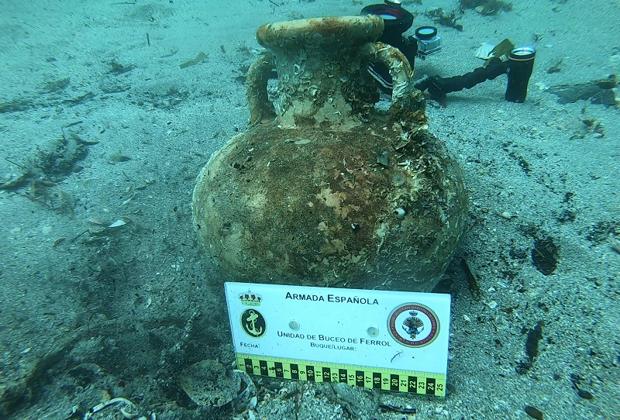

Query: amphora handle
left=360, top=42, right=413, bottom=104
left=246, top=42, right=413, bottom=125
left=246, top=52, right=277, bottom=125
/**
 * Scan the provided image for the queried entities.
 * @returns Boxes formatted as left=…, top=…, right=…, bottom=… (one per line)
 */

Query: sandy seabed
left=0, top=0, right=618, bottom=418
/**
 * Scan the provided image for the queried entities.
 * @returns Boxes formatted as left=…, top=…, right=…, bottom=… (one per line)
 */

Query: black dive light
left=505, top=46, right=536, bottom=102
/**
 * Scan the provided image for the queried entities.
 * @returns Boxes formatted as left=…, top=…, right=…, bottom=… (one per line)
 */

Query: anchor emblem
left=241, top=309, right=266, bottom=337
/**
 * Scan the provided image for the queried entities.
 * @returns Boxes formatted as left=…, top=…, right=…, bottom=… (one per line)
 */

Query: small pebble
left=394, top=207, right=406, bottom=219
left=500, top=211, right=513, bottom=219
left=377, top=150, right=390, bottom=167
left=487, top=300, right=498, bottom=309
left=108, top=219, right=127, bottom=228
left=524, top=405, right=544, bottom=419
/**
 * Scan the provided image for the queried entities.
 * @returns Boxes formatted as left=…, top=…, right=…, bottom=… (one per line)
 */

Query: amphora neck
left=256, top=16, right=384, bottom=128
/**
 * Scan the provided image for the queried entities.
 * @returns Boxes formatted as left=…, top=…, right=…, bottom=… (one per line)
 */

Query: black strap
left=415, top=57, right=508, bottom=101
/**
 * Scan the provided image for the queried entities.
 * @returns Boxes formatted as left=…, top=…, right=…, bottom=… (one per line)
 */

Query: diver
left=361, top=0, right=536, bottom=103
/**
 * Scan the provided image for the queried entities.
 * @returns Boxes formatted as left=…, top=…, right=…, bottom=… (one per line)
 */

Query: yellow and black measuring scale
left=225, top=282, right=451, bottom=397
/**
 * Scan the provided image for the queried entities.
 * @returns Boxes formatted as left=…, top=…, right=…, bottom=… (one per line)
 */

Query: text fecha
left=285, top=292, right=379, bottom=305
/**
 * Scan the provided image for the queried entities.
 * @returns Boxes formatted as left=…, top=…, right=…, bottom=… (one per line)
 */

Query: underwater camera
left=361, top=0, right=441, bottom=67
left=361, top=0, right=536, bottom=103
left=413, top=26, right=442, bottom=58
left=361, top=0, right=440, bottom=90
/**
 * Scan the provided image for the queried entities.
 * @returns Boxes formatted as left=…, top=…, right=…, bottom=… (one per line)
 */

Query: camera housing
left=361, top=1, right=441, bottom=92
left=413, top=26, right=441, bottom=58
left=360, top=1, right=414, bottom=46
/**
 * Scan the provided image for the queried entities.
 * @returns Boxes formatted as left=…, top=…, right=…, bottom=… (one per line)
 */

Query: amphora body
left=192, top=16, right=467, bottom=291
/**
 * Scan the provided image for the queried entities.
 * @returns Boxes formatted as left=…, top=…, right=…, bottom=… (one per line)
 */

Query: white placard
left=225, top=282, right=451, bottom=396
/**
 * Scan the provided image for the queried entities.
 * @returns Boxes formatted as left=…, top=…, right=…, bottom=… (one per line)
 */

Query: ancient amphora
left=192, top=15, right=467, bottom=292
